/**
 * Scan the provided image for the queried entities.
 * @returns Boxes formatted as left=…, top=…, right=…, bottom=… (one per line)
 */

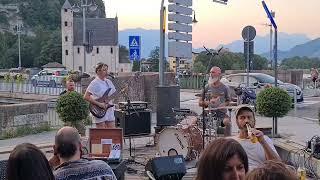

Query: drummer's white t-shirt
left=87, top=77, right=116, bottom=123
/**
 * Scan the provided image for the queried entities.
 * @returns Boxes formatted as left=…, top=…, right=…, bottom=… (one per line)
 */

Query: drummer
left=198, top=66, right=231, bottom=136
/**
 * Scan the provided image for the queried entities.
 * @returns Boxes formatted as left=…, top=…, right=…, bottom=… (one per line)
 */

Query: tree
left=281, top=56, right=320, bottom=69
left=193, top=51, right=268, bottom=73
left=56, top=91, right=89, bottom=135
left=132, top=61, right=140, bottom=71
left=148, top=46, right=160, bottom=72
left=256, top=87, right=292, bottom=136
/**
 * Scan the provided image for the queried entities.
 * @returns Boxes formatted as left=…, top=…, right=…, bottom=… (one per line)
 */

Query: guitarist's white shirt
left=87, top=78, right=116, bottom=123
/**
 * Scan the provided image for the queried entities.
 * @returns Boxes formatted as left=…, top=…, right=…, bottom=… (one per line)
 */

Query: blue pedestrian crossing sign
left=129, top=36, right=141, bottom=61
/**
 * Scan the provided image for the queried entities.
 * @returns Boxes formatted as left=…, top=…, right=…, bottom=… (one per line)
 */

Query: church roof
left=62, top=0, right=72, bottom=10
left=73, top=18, right=118, bottom=46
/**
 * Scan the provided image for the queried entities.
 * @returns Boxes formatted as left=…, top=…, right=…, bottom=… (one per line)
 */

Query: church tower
left=61, top=0, right=74, bottom=70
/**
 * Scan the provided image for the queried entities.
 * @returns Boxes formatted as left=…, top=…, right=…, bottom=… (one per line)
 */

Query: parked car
left=221, top=73, right=304, bottom=102
left=31, top=70, right=68, bottom=87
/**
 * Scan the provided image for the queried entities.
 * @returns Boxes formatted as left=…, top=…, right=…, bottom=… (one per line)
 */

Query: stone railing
left=0, top=102, right=48, bottom=135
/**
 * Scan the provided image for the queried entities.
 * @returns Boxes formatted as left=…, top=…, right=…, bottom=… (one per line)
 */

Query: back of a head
left=6, top=143, right=54, bottom=180
left=55, top=126, right=81, bottom=159
left=196, top=138, right=248, bottom=180
left=246, top=160, right=298, bottom=180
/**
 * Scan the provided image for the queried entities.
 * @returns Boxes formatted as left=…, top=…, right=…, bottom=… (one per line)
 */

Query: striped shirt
left=54, top=159, right=116, bottom=180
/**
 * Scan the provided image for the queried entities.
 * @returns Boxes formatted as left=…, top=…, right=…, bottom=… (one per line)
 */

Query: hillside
left=260, top=38, right=320, bottom=61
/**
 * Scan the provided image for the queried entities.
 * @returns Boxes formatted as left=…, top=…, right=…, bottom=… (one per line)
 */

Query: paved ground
left=0, top=89, right=319, bottom=179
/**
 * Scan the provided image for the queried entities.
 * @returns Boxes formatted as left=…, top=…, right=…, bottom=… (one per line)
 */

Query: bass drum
left=157, top=125, right=202, bottom=160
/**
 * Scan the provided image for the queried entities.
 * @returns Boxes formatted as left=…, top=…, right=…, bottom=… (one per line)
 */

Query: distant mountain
left=260, top=38, right=320, bottom=61
left=118, top=29, right=312, bottom=59
left=119, top=28, right=168, bottom=58
left=221, top=32, right=310, bottom=54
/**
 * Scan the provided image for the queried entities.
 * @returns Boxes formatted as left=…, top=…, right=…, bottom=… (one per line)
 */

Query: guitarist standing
left=84, top=63, right=116, bottom=128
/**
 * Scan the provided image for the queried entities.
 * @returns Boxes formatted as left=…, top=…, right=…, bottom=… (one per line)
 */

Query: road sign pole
left=274, top=28, right=278, bottom=87
left=246, top=29, right=250, bottom=87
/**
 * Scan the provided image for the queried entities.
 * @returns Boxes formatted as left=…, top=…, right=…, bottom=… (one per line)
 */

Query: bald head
left=210, top=66, right=222, bottom=76
left=55, top=126, right=81, bottom=159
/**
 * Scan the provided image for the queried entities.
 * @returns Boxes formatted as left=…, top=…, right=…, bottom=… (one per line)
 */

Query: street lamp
left=14, top=23, right=23, bottom=69
left=72, top=0, right=97, bottom=73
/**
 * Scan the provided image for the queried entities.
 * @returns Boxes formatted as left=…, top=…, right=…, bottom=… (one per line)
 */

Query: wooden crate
left=87, top=128, right=123, bottom=158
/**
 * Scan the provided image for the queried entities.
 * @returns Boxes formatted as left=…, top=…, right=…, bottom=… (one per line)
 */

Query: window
left=230, top=75, right=243, bottom=83
left=65, top=50, right=68, bottom=55
left=96, top=47, right=99, bottom=54
left=77, top=47, right=80, bottom=54
left=65, top=36, right=68, bottom=42
left=64, top=21, right=68, bottom=26
left=173, top=61, right=176, bottom=63
left=64, top=9, right=68, bottom=12
left=110, top=47, right=113, bottom=54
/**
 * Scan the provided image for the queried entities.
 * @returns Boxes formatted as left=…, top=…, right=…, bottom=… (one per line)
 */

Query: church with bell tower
left=61, top=0, right=132, bottom=73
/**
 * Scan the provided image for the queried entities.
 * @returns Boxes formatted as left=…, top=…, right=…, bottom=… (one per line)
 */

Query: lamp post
left=14, top=24, right=23, bottom=68
left=261, top=11, right=275, bottom=68
left=72, top=0, right=97, bottom=73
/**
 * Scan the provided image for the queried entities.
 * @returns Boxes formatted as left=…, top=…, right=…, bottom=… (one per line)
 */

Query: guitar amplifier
left=115, top=109, right=151, bottom=137
left=118, top=101, right=148, bottom=111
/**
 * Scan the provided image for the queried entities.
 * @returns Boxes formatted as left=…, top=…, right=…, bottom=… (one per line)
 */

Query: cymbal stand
left=201, top=46, right=223, bottom=149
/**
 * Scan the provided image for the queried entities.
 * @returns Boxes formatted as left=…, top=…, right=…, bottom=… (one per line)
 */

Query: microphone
left=108, top=73, right=115, bottom=79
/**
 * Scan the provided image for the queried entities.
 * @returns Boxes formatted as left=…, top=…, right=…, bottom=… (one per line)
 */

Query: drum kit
left=157, top=92, right=239, bottom=161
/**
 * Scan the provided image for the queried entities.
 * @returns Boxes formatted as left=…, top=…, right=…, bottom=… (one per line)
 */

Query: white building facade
left=61, top=0, right=131, bottom=74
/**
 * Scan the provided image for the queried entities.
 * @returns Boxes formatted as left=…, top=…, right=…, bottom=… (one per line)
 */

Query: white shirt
left=87, top=77, right=116, bottom=123
left=232, top=135, right=279, bottom=171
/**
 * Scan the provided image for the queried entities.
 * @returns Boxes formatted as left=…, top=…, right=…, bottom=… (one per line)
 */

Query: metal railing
left=179, top=74, right=206, bottom=89
left=0, top=79, right=82, bottom=96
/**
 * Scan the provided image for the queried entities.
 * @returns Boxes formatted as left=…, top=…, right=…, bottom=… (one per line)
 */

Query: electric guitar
left=89, top=86, right=127, bottom=118
left=89, top=72, right=140, bottom=118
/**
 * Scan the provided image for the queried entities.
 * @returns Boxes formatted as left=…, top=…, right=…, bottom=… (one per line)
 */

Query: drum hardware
left=157, top=124, right=203, bottom=161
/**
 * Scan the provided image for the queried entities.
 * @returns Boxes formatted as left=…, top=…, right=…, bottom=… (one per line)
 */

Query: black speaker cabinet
left=151, top=155, right=186, bottom=180
left=115, top=109, right=151, bottom=137
left=156, top=85, right=180, bottom=126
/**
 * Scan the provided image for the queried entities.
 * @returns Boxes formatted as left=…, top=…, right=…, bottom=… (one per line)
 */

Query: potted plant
left=56, top=91, right=89, bottom=136
left=256, top=87, right=292, bottom=137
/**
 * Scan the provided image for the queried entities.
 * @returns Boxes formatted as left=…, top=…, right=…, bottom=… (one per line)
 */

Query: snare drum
left=157, top=123, right=202, bottom=160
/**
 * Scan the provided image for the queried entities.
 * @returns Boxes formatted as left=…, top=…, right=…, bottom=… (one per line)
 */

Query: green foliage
left=132, top=61, right=140, bottom=71
left=193, top=51, right=268, bottom=73
left=145, top=46, right=168, bottom=72
left=281, top=56, right=320, bottom=69
left=4, top=73, right=13, bottom=82
left=257, top=87, right=292, bottom=118
left=56, top=91, right=89, bottom=124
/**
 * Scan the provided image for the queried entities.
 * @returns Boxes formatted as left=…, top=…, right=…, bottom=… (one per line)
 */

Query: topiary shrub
left=56, top=91, right=89, bottom=135
left=257, top=87, right=292, bottom=118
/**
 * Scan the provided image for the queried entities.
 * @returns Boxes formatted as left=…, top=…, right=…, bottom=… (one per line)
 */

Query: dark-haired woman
left=6, top=143, right=55, bottom=180
left=196, top=138, right=249, bottom=180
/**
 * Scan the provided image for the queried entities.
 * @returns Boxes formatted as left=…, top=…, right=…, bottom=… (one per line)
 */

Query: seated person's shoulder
left=90, top=160, right=113, bottom=169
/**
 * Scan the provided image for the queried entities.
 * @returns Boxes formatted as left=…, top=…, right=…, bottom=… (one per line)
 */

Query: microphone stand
left=201, top=46, right=222, bottom=149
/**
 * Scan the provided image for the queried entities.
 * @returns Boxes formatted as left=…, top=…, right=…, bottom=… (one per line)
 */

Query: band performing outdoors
left=0, top=58, right=315, bottom=180
left=1, top=62, right=310, bottom=180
